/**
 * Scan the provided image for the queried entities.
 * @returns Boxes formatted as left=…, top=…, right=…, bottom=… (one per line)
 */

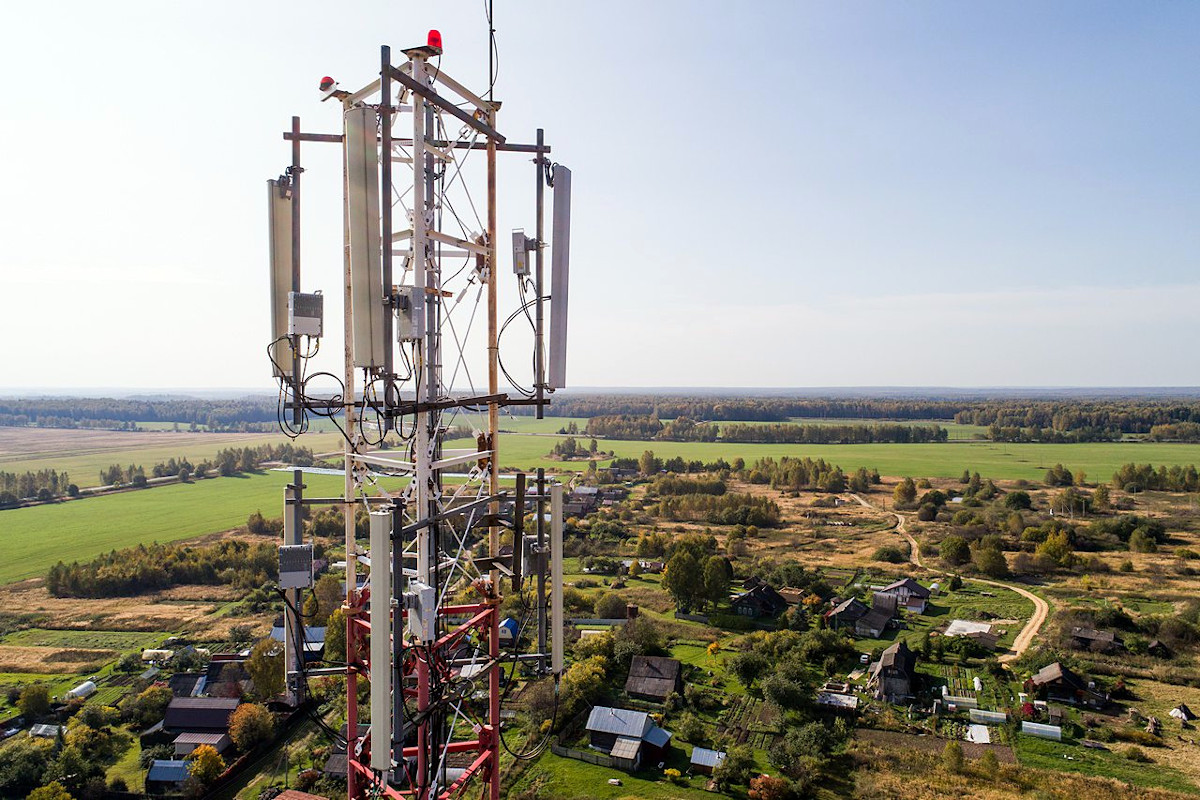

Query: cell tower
left=267, top=27, right=571, bottom=800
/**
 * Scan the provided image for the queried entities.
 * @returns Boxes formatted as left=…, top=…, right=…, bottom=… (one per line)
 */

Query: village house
left=869, top=641, right=919, bottom=702
left=163, top=697, right=241, bottom=736
left=875, top=577, right=931, bottom=614
left=625, top=655, right=683, bottom=703
left=1069, top=626, right=1124, bottom=653
left=585, top=706, right=673, bottom=771
left=825, top=598, right=868, bottom=631
left=855, top=594, right=898, bottom=639
left=731, top=583, right=789, bottom=618
left=1025, top=662, right=1108, bottom=709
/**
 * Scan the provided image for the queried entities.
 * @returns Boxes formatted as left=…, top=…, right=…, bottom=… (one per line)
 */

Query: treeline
left=587, top=414, right=947, bottom=444
left=657, top=493, right=781, bottom=527
left=609, top=452, right=734, bottom=475
left=0, top=469, right=73, bottom=504
left=956, top=400, right=1200, bottom=435
left=1148, top=422, right=1200, bottom=442
left=1112, top=462, right=1200, bottom=493
left=47, top=540, right=278, bottom=597
left=524, top=395, right=975, bottom=421
left=0, top=397, right=281, bottom=431
left=722, top=422, right=947, bottom=444
left=985, top=424, right=1119, bottom=443
left=650, top=476, right=727, bottom=496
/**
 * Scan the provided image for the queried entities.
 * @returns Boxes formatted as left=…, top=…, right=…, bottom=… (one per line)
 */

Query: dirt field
left=0, top=644, right=115, bottom=674
left=0, top=579, right=225, bottom=633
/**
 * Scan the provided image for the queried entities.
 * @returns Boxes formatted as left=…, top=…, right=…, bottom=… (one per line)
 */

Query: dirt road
left=849, top=492, right=1049, bottom=663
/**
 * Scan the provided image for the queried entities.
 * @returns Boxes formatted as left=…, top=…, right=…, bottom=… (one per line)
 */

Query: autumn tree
left=18, top=684, right=50, bottom=719
left=228, top=703, right=274, bottom=751
left=186, top=744, right=226, bottom=788
left=893, top=477, right=917, bottom=507
left=28, top=782, right=74, bottom=800
left=246, top=638, right=285, bottom=700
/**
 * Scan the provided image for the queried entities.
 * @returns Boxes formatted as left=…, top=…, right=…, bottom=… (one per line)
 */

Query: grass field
left=0, top=628, right=168, bottom=651
left=0, top=471, right=356, bottom=585
left=449, top=434, right=1200, bottom=482
left=1014, top=734, right=1198, bottom=794
left=0, top=426, right=345, bottom=487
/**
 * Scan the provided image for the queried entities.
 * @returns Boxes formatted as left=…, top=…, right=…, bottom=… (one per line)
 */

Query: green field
left=1015, top=734, right=1198, bottom=794
left=453, top=434, right=1200, bottom=482
left=0, top=471, right=358, bottom=585
left=0, top=429, right=345, bottom=488
left=1, top=628, right=169, bottom=651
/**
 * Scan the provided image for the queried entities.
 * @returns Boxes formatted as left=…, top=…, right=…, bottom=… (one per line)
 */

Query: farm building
left=731, top=583, right=789, bottom=618
left=585, top=706, right=672, bottom=771
left=1025, top=662, right=1108, bottom=709
left=205, top=658, right=254, bottom=697
left=869, top=641, right=919, bottom=702
left=143, top=648, right=174, bottom=662
left=169, top=672, right=207, bottom=698
left=29, top=724, right=62, bottom=738
left=855, top=594, right=897, bottom=638
left=875, top=577, right=931, bottom=614
left=173, top=731, right=232, bottom=756
left=1069, top=626, right=1124, bottom=653
left=816, top=682, right=859, bottom=711
left=66, top=680, right=97, bottom=699
left=825, top=598, right=868, bottom=630
left=163, top=697, right=240, bottom=735
left=689, top=747, right=726, bottom=776
left=625, top=655, right=683, bottom=703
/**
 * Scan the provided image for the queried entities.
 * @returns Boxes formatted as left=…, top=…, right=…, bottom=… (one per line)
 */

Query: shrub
left=1123, top=746, right=1151, bottom=762
left=872, top=546, right=906, bottom=564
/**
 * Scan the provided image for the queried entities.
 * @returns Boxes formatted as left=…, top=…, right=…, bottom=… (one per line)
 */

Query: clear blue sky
left=1, top=1, right=1196, bottom=389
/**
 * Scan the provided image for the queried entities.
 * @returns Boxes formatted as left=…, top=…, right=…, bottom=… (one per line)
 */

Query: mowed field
left=0, top=471, right=355, bottom=585
left=0, top=426, right=345, bottom=487
left=452, top=432, right=1200, bottom=481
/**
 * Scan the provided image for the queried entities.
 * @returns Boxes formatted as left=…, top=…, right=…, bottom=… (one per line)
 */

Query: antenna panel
left=346, top=106, right=386, bottom=369
left=267, top=179, right=293, bottom=377
left=368, top=510, right=393, bottom=771
left=547, top=166, right=571, bottom=389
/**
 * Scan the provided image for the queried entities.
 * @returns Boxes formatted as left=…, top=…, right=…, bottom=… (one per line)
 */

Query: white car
left=859, top=653, right=871, bottom=665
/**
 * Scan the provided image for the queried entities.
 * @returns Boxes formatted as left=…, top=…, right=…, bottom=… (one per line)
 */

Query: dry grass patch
left=0, top=644, right=115, bottom=674
left=0, top=580, right=218, bottom=632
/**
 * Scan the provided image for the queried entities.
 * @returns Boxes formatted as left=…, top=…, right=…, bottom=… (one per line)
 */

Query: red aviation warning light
left=319, top=76, right=336, bottom=91
left=427, top=29, right=443, bottom=52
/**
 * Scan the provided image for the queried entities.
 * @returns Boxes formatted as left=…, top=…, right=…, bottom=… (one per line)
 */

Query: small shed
left=66, top=680, right=97, bottom=700
left=30, top=724, right=62, bottom=738
left=146, top=759, right=192, bottom=792
left=690, top=747, right=726, bottom=776
left=173, top=731, right=233, bottom=756
left=498, top=617, right=519, bottom=647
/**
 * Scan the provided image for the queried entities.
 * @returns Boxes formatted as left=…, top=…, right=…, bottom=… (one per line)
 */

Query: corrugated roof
left=690, top=747, right=726, bottom=769
left=173, top=732, right=229, bottom=745
left=585, top=706, right=651, bottom=738
left=609, top=736, right=642, bottom=760
left=147, top=759, right=192, bottom=783
left=30, top=724, right=61, bottom=737
left=164, top=697, right=239, bottom=732
left=643, top=725, right=672, bottom=748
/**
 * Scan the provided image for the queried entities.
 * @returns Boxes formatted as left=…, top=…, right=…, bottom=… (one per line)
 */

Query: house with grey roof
left=625, top=655, right=682, bottom=703
left=585, top=706, right=673, bottom=771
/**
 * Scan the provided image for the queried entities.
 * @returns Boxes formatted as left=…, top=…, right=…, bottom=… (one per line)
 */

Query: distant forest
left=4, top=394, right=1200, bottom=440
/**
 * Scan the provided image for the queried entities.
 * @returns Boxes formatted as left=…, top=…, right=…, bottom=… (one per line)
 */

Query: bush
left=872, top=546, right=906, bottom=564
left=593, top=591, right=627, bottom=620
left=1123, top=746, right=1151, bottom=762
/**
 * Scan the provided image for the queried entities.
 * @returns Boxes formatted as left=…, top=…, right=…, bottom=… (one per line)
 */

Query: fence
left=674, top=612, right=710, bottom=623
left=551, top=743, right=615, bottom=769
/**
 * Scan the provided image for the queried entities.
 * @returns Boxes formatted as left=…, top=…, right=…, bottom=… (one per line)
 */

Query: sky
left=0, top=1, right=1197, bottom=391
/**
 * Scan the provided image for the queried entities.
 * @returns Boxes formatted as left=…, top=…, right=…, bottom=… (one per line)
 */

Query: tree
left=941, top=740, right=964, bottom=773
left=560, top=656, right=607, bottom=717
left=228, top=703, right=274, bottom=751
left=325, top=608, right=346, bottom=662
left=973, top=543, right=1009, bottom=577
left=639, top=450, right=660, bottom=476
left=311, top=574, right=343, bottom=626
left=703, top=555, right=731, bottom=611
left=1045, top=464, right=1074, bottom=487
left=1093, top=483, right=1111, bottom=511
left=186, top=744, right=226, bottom=787
left=730, top=651, right=769, bottom=690
left=977, top=748, right=999, bottom=778
left=19, top=684, right=50, bottom=719
left=676, top=712, right=705, bottom=743
left=28, top=782, right=73, bottom=800
left=893, top=477, right=917, bottom=507
left=712, top=744, right=755, bottom=789
left=246, top=638, right=285, bottom=700
left=593, top=591, right=627, bottom=620
left=663, top=550, right=704, bottom=612
left=1003, top=491, right=1032, bottom=510
left=121, top=684, right=173, bottom=729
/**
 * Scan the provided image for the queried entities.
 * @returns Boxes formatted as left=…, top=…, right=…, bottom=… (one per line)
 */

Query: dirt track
left=849, top=492, right=1049, bottom=663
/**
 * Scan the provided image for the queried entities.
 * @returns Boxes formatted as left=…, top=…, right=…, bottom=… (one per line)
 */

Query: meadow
left=0, top=426, right=345, bottom=487
left=450, top=433, right=1200, bottom=482
left=0, top=471, right=352, bottom=585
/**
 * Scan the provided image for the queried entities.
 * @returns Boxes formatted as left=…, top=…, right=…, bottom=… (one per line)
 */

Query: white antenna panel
left=346, top=106, right=386, bottom=369
left=547, top=165, right=571, bottom=389
left=368, top=510, right=393, bottom=771
left=267, top=179, right=293, bottom=377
